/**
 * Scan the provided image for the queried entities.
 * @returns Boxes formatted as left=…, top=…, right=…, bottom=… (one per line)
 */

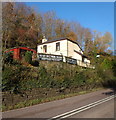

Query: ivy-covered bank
left=2, top=55, right=116, bottom=111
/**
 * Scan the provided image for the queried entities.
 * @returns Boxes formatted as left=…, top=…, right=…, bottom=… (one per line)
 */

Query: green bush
left=2, top=65, right=21, bottom=92
left=74, top=73, right=85, bottom=85
left=31, top=60, right=39, bottom=67
left=20, top=79, right=39, bottom=90
left=2, top=63, right=31, bottom=92
left=112, top=57, right=116, bottom=76
left=3, top=52, right=13, bottom=64
left=12, top=60, right=22, bottom=65
left=2, top=55, right=116, bottom=94
left=101, top=58, right=112, bottom=70
left=24, top=51, right=32, bottom=64
left=38, top=65, right=49, bottom=88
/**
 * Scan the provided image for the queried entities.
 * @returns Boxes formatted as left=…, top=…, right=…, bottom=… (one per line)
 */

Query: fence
left=38, top=53, right=63, bottom=62
left=65, top=57, right=77, bottom=65
left=37, top=53, right=93, bottom=68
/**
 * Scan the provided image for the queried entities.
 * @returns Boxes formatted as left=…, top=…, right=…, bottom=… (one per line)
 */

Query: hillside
left=2, top=55, right=116, bottom=111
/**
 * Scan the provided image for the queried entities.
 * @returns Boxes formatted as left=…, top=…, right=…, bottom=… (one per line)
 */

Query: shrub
left=2, top=65, right=21, bottom=92
left=2, top=65, right=13, bottom=91
left=2, top=63, right=31, bottom=92
left=31, top=60, right=39, bottom=67
left=72, top=72, right=85, bottom=87
left=101, top=58, right=112, bottom=70
left=24, top=51, right=32, bottom=64
left=112, top=57, right=116, bottom=76
left=38, top=65, right=49, bottom=88
left=3, top=52, right=13, bottom=64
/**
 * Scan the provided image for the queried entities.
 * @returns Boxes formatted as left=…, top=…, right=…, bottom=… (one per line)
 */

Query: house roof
left=74, top=50, right=88, bottom=58
left=38, top=38, right=83, bottom=52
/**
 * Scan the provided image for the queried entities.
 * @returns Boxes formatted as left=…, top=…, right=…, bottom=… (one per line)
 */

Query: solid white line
left=57, top=96, right=114, bottom=119
left=48, top=95, right=115, bottom=120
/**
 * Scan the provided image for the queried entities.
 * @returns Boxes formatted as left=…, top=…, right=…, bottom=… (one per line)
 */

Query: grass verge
left=2, top=87, right=103, bottom=112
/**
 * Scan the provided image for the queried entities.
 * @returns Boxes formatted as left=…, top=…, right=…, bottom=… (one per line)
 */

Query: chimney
left=42, top=36, right=47, bottom=43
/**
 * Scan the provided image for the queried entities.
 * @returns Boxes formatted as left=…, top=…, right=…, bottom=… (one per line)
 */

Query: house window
left=43, top=45, right=47, bottom=53
left=56, top=42, right=60, bottom=51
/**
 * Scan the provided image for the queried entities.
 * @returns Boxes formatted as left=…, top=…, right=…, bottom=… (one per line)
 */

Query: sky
left=25, top=2, right=114, bottom=50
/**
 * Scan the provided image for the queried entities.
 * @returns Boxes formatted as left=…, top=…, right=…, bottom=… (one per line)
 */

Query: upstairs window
left=56, top=42, right=60, bottom=51
left=43, top=45, right=47, bottom=53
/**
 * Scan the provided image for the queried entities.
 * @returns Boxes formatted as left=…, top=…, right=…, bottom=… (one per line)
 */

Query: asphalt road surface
left=2, top=89, right=116, bottom=119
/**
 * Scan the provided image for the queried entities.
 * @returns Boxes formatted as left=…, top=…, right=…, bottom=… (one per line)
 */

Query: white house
left=37, top=37, right=91, bottom=67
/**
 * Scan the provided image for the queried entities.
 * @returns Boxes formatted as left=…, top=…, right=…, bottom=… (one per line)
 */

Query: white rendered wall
left=37, top=39, right=68, bottom=57
left=67, top=41, right=83, bottom=61
left=84, top=58, right=90, bottom=64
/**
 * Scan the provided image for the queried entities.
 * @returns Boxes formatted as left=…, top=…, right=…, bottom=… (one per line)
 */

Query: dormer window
left=56, top=42, right=60, bottom=51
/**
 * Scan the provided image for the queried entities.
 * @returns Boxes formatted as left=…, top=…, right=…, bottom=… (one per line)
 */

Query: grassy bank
left=2, top=87, right=103, bottom=111
left=2, top=55, right=116, bottom=111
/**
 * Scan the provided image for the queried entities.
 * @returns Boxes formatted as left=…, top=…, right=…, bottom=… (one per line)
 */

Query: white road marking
left=48, top=95, right=115, bottom=120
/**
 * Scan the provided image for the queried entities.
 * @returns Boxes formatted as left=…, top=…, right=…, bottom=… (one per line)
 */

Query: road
left=69, top=98, right=114, bottom=118
left=2, top=89, right=115, bottom=119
